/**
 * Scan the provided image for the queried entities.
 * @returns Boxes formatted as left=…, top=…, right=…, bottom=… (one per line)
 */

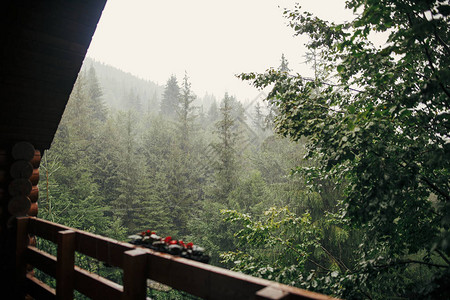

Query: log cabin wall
left=0, top=143, right=40, bottom=298
left=0, top=0, right=107, bottom=297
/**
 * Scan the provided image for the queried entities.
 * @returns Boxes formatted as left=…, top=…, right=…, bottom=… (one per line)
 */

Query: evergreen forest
left=37, top=1, right=449, bottom=299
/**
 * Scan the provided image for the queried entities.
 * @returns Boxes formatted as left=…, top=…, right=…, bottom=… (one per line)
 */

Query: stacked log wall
left=0, top=142, right=40, bottom=298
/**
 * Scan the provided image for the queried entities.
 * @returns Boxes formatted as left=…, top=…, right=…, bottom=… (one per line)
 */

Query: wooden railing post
left=122, top=249, right=147, bottom=300
left=23, top=217, right=337, bottom=300
left=56, top=229, right=76, bottom=300
left=255, top=286, right=290, bottom=300
left=16, top=216, right=30, bottom=297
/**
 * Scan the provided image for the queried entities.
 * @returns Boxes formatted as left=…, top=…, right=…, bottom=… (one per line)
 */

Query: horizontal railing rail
left=16, top=217, right=337, bottom=300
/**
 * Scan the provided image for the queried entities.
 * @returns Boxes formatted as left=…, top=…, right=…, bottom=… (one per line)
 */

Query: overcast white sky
left=86, top=0, right=355, bottom=101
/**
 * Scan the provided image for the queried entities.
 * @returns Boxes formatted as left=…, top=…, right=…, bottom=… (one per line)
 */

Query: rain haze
left=87, top=0, right=355, bottom=101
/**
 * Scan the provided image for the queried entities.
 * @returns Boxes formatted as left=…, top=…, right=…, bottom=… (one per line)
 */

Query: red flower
left=169, top=240, right=178, bottom=245
left=146, top=229, right=151, bottom=235
left=141, top=231, right=145, bottom=236
left=186, top=242, right=193, bottom=249
left=164, top=236, right=172, bottom=243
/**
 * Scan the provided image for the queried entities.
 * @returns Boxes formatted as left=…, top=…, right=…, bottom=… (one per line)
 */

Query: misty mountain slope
left=82, top=57, right=164, bottom=112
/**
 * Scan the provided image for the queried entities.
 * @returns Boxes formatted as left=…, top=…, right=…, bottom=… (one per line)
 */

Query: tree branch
left=420, top=176, right=450, bottom=202
left=435, top=249, right=450, bottom=265
left=360, top=289, right=374, bottom=300
left=406, top=12, right=450, bottom=104
left=433, top=29, right=450, bottom=56
left=273, top=236, right=331, bottom=272
left=301, top=76, right=365, bottom=94
left=426, top=11, right=450, bottom=56
left=368, top=150, right=450, bottom=203
left=317, top=242, right=351, bottom=273
left=374, top=259, right=449, bottom=269
left=422, top=43, right=450, bottom=102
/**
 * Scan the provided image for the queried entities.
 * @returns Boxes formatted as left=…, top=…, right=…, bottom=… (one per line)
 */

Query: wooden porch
left=16, top=217, right=334, bottom=300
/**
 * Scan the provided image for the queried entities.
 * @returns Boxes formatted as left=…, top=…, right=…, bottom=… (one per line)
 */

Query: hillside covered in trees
left=37, top=0, right=449, bottom=299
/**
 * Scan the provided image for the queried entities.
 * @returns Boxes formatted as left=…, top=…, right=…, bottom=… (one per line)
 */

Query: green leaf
left=348, top=105, right=356, bottom=114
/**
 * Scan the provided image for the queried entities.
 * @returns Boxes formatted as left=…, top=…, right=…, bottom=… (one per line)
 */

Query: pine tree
left=112, top=111, right=149, bottom=233
left=163, top=73, right=206, bottom=235
left=41, top=74, right=117, bottom=236
left=278, top=53, right=291, bottom=73
left=262, top=54, right=291, bottom=130
left=253, top=102, right=264, bottom=132
left=264, top=105, right=276, bottom=131
left=141, top=115, right=177, bottom=234
left=89, top=117, right=122, bottom=214
left=126, top=88, right=142, bottom=113
left=148, top=91, right=159, bottom=114
left=63, top=73, right=92, bottom=143
left=85, top=65, right=107, bottom=122
left=207, top=100, right=219, bottom=124
left=160, top=75, right=180, bottom=118
left=177, top=72, right=196, bottom=151
left=212, top=93, right=241, bottom=201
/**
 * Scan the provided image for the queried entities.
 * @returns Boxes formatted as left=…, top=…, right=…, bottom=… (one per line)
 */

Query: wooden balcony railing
left=16, top=217, right=336, bottom=300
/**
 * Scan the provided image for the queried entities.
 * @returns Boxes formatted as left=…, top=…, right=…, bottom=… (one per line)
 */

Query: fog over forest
left=36, top=0, right=450, bottom=298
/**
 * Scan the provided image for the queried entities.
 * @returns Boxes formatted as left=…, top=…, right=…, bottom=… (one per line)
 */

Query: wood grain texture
left=26, top=246, right=56, bottom=277
left=255, top=287, right=289, bottom=300
left=16, top=217, right=30, bottom=298
left=29, top=185, right=39, bottom=203
left=56, top=230, right=75, bottom=300
left=122, top=249, right=147, bottom=300
left=29, top=168, right=39, bottom=185
left=24, top=217, right=338, bottom=300
left=28, top=202, right=38, bottom=216
left=74, top=267, right=123, bottom=300
left=31, top=150, right=41, bottom=168
left=26, top=273, right=56, bottom=300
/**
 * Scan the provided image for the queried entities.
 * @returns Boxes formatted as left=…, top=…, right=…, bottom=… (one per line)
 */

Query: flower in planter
left=129, top=231, right=210, bottom=264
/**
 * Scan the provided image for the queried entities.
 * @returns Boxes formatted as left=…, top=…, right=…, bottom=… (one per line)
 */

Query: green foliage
left=227, top=171, right=269, bottom=214
left=112, top=111, right=151, bottom=233
left=46, top=64, right=355, bottom=298
left=160, top=75, right=180, bottom=118
left=239, top=0, right=450, bottom=298
left=188, top=199, right=236, bottom=265
left=278, top=53, right=291, bottom=73
left=85, top=65, right=108, bottom=122
left=40, top=35, right=449, bottom=298
left=212, top=93, right=243, bottom=201
left=207, top=100, right=219, bottom=124
left=177, top=72, right=197, bottom=150
left=220, top=207, right=322, bottom=283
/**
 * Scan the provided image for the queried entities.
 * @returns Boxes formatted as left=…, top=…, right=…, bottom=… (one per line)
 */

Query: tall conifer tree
left=86, top=65, right=107, bottom=122
left=177, top=72, right=196, bottom=151
left=160, top=75, right=180, bottom=118
left=213, top=93, right=241, bottom=201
